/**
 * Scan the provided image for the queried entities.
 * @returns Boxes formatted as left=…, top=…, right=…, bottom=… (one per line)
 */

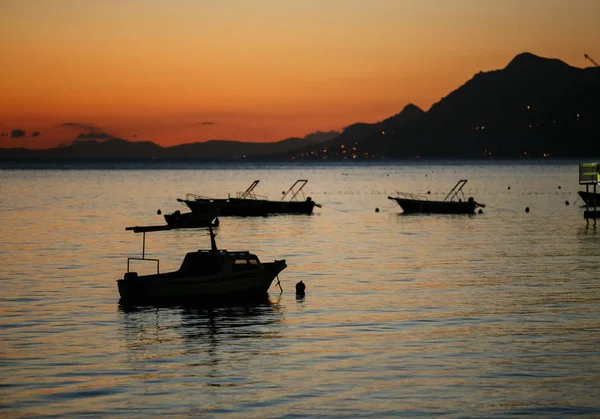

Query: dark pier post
left=580, top=163, right=599, bottom=223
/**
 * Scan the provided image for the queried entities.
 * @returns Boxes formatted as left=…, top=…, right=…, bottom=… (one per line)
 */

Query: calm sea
left=1, top=161, right=599, bottom=418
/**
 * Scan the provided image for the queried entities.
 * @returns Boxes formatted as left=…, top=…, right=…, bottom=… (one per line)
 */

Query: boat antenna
left=208, top=226, right=218, bottom=251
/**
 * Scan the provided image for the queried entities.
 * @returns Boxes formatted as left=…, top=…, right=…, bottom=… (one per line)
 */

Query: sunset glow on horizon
left=1, top=0, right=598, bottom=149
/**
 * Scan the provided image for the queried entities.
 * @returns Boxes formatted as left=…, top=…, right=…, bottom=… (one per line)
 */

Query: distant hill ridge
left=0, top=131, right=339, bottom=160
left=268, top=52, right=600, bottom=160
left=2, top=52, right=599, bottom=160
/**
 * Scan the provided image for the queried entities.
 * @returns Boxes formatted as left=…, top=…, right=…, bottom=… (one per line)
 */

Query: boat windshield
left=179, top=252, right=223, bottom=276
left=232, top=257, right=260, bottom=272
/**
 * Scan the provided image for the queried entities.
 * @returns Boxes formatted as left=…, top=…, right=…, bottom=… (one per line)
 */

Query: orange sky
left=1, top=0, right=598, bottom=149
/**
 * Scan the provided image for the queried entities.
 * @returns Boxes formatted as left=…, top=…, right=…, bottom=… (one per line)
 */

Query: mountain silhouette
left=2, top=53, right=599, bottom=161
left=277, top=52, right=600, bottom=160
left=0, top=131, right=338, bottom=160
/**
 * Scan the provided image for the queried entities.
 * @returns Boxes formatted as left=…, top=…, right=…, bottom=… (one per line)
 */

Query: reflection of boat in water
left=119, top=296, right=284, bottom=364
left=117, top=226, right=286, bottom=303
left=178, top=180, right=320, bottom=216
left=388, top=180, right=485, bottom=215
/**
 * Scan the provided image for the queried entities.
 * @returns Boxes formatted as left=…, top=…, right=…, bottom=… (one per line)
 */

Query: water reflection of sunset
left=2, top=163, right=600, bottom=416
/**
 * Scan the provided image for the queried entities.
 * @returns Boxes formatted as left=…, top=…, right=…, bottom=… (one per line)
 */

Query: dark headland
left=2, top=53, right=599, bottom=161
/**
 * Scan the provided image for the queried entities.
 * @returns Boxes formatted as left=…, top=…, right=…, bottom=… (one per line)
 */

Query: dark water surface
left=1, top=162, right=599, bottom=418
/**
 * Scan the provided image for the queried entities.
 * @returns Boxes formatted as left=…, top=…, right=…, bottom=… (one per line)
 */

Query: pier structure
left=579, top=163, right=599, bottom=222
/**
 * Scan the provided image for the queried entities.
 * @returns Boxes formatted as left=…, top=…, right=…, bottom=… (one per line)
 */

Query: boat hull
left=164, top=211, right=219, bottom=228
left=182, top=198, right=268, bottom=217
left=578, top=191, right=599, bottom=206
left=117, top=261, right=286, bottom=302
left=262, top=199, right=317, bottom=215
left=182, top=198, right=317, bottom=216
left=388, top=197, right=478, bottom=214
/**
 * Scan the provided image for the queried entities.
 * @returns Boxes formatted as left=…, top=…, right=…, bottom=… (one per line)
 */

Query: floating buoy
left=508, top=186, right=511, bottom=190
left=525, top=207, right=530, bottom=213
left=558, top=186, right=562, bottom=189
left=295, top=280, right=306, bottom=295
left=565, top=200, right=570, bottom=206
left=427, top=191, right=431, bottom=194
left=375, top=208, right=380, bottom=212
left=157, top=209, right=162, bottom=215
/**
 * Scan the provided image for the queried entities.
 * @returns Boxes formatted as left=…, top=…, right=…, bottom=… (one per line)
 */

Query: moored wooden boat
left=178, top=180, right=320, bottom=216
left=163, top=209, right=220, bottom=228
left=388, top=180, right=485, bottom=215
left=118, top=227, right=286, bottom=302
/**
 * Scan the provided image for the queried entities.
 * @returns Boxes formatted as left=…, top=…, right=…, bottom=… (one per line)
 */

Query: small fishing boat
left=388, top=180, right=485, bottom=215
left=163, top=209, right=220, bottom=228
left=178, top=180, right=320, bottom=216
left=117, top=226, right=286, bottom=302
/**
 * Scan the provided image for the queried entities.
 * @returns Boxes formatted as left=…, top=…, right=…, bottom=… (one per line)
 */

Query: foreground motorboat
left=388, top=180, right=485, bottom=215
left=178, top=180, right=320, bottom=216
left=117, top=226, right=286, bottom=302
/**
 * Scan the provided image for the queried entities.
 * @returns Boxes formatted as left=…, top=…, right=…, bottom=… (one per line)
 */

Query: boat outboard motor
left=469, top=197, right=485, bottom=208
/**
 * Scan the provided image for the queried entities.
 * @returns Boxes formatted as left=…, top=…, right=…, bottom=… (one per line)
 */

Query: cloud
left=11, top=129, right=26, bottom=138
left=31, top=131, right=41, bottom=137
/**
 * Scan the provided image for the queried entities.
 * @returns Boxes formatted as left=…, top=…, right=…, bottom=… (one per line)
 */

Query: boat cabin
left=176, top=250, right=263, bottom=277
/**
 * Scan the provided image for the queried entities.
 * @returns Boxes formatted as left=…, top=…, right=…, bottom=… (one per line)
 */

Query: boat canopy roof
left=579, top=163, right=599, bottom=185
left=179, top=250, right=260, bottom=276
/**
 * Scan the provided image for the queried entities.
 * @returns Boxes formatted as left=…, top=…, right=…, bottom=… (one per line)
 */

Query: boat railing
left=237, top=180, right=261, bottom=199
left=183, top=193, right=214, bottom=201
left=443, top=180, right=468, bottom=202
left=125, top=226, right=162, bottom=274
left=235, top=191, right=269, bottom=200
left=127, top=257, right=160, bottom=274
left=281, top=179, right=309, bottom=202
left=391, top=191, right=429, bottom=201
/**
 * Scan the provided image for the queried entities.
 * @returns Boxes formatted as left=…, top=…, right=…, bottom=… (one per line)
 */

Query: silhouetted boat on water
left=388, top=180, right=485, bottom=215
left=178, top=180, right=320, bottom=216
left=163, top=209, right=220, bottom=228
left=578, top=190, right=599, bottom=206
left=118, top=226, right=286, bottom=303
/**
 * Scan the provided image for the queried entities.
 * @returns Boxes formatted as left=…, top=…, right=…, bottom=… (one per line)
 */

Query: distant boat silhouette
left=179, top=180, right=320, bottom=216
left=388, top=180, right=485, bottom=215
